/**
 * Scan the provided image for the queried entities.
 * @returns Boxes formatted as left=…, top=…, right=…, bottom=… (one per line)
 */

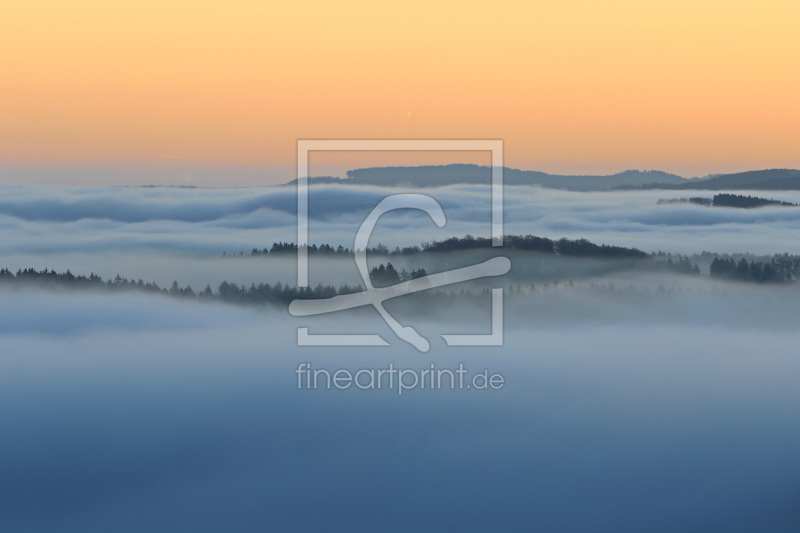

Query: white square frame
left=295, top=139, right=504, bottom=347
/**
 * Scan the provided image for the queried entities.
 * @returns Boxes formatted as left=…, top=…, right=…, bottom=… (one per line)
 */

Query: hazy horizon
left=2, top=162, right=798, bottom=188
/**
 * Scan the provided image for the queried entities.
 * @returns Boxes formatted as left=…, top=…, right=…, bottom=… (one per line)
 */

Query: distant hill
left=325, top=164, right=686, bottom=191
left=287, top=165, right=800, bottom=191
left=622, top=169, right=800, bottom=191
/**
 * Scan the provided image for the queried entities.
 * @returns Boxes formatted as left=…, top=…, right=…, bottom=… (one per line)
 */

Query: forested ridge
left=657, top=193, right=798, bottom=208
left=244, top=234, right=648, bottom=259
left=2, top=233, right=797, bottom=309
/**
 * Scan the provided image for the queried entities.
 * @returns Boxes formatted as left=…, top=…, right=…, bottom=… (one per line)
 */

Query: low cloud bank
left=4, top=185, right=800, bottom=260
left=0, top=292, right=799, bottom=532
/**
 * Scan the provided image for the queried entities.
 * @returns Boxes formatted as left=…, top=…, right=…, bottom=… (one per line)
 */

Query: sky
left=1, top=0, right=799, bottom=184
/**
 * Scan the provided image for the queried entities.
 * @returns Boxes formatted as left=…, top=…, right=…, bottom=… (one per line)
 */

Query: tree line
left=658, top=194, right=797, bottom=209
left=244, top=234, right=648, bottom=259
left=713, top=194, right=797, bottom=208
left=709, top=254, right=800, bottom=282
left=0, top=267, right=354, bottom=305
left=0, top=265, right=488, bottom=307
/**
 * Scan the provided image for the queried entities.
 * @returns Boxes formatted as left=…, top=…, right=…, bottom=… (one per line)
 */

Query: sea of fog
left=3, top=183, right=800, bottom=287
left=2, top=184, right=800, bottom=532
left=1, top=290, right=800, bottom=532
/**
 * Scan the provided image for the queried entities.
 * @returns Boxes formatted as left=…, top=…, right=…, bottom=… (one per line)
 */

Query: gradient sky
left=1, top=0, right=798, bottom=183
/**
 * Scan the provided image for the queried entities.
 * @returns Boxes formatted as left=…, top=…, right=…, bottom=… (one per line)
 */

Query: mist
left=5, top=184, right=800, bottom=260
left=3, top=184, right=800, bottom=532
left=2, top=287, right=800, bottom=532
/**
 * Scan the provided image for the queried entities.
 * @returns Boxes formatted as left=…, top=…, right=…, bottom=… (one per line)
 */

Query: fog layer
left=1, top=290, right=799, bottom=532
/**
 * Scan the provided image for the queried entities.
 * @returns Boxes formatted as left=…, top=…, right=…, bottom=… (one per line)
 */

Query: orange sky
left=1, top=0, right=798, bottom=183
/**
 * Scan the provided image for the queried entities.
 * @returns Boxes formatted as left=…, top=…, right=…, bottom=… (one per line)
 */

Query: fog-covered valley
left=3, top=183, right=800, bottom=532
